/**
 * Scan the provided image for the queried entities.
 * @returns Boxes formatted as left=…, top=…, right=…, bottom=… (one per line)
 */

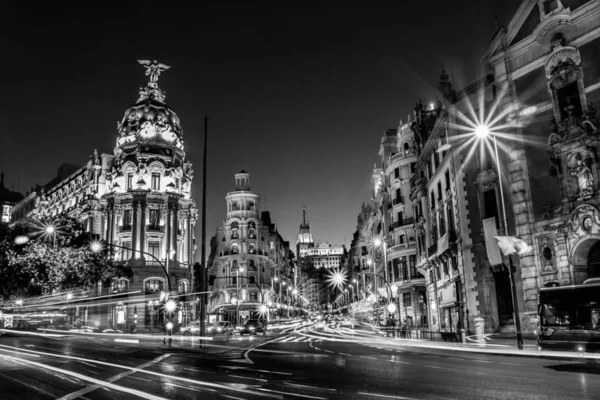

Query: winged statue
left=137, top=60, right=171, bottom=84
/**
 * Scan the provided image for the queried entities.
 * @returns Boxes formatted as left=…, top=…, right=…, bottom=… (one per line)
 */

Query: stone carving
left=570, top=154, right=594, bottom=198
left=138, top=60, right=171, bottom=85
left=545, top=44, right=580, bottom=81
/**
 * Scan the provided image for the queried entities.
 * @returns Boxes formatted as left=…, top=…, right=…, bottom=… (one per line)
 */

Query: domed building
left=10, top=61, right=198, bottom=330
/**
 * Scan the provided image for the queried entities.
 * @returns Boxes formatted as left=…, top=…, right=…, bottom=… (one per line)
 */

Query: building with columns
left=10, top=61, right=198, bottom=330
left=207, top=171, right=293, bottom=324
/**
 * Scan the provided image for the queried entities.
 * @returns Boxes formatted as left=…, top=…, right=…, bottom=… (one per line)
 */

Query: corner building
left=11, top=62, right=198, bottom=330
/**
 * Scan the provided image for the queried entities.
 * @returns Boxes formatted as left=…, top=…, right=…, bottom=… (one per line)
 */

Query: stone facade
left=10, top=61, right=198, bottom=330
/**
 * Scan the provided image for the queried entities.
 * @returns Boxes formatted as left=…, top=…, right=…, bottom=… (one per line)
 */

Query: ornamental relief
left=570, top=204, right=600, bottom=238
left=537, top=236, right=557, bottom=274
left=566, top=151, right=595, bottom=199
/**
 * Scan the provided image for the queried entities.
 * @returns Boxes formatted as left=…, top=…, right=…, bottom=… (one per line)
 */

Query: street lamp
left=235, top=266, right=245, bottom=326
left=473, top=123, right=524, bottom=350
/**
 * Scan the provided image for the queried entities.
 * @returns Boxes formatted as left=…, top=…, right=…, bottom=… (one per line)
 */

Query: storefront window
left=145, top=279, right=164, bottom=294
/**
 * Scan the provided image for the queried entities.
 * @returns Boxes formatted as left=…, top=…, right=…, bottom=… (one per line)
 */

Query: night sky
left=1, top=1, right=522, bottom=258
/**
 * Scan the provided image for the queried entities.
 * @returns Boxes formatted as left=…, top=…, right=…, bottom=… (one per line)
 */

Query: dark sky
left=1, top=1, right=522, bottom=257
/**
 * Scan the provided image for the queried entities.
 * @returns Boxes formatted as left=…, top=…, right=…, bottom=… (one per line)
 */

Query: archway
left=570, top=236, right=600, bottom=284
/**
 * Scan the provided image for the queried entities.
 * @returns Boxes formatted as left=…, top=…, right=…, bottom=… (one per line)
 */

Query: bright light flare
left=90, top=240, right=104, bottom=253
left=165, top=299, right=177, bottom=312
left=166, top=322, right=174, bottom=330
left=14, top=235, right=30, bottom=245
left=474, top=124, right=490, bottom=138
left=259, top=304, right=268, bottom=314
left=387, top=303, right=397, bottom=313
left=326, top=268, right=348, bottom=291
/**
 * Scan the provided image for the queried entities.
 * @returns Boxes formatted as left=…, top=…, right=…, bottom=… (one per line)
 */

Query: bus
left=538, top=279, right=600, bottom=353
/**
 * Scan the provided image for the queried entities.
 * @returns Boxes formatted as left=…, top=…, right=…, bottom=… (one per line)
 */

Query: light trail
left=0, top=344, right=281, bottom=397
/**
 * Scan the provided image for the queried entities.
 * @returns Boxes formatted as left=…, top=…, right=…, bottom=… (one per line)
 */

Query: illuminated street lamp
left=471, top=123, right=524, bottom=350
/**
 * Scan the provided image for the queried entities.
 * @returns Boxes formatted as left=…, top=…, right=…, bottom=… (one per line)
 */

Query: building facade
left=11, top=61, right=198, bottom=330
left=206, top=171, right=293, bottom=324
left=0, top=174, right=23, bottom=224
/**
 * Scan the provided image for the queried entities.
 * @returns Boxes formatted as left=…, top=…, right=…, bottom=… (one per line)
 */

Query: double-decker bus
left=538, top=278, right=600, bottom=353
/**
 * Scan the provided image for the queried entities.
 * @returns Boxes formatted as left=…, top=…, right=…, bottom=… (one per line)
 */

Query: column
left=182, top=212, right=191, bottom=264
left=162, top=206, right=169, bottom=263
left=132, top=202, right=139, bottom=259
left=171, top=205, right=178, bottom=263
left=140, top=203, right=147, bottom=260
left=106, top=206, right=113, bottom=243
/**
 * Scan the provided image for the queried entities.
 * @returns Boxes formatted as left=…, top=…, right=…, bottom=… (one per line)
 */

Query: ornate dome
left=114, top=60, right=184, bottom=152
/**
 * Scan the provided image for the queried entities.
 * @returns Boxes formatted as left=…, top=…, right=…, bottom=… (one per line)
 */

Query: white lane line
left=472, top=360, right=493, bottom=363
left=184, top=368, right=215, bottom=374
left=360, top=356, right=378, bottom=360
left=357, top=392, right=418, bottom=399
left=339, top=353, right=352, bottom=356
left=257, top=387, right=328, bottom=399
left=228, top=374, right=268, bottom=382
left=425, top=365, right=442, bottom=369
left=389, top=360, right=411, bottom=364
left=57, top=354, right=171, bottom=400
left=78, top=361, right=99, bottom=368
left=114, top=339, right=139, bottom=344
left=500, top=362, right=526, bottom=366
left=282, top=336, right=297, bottom=343
left=292, top=337, right=306, bottom=342
left=323, top=350, right=334, bottom=354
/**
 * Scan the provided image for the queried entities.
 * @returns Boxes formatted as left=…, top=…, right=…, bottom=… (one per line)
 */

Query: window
left=557, top=82, right=582, bottom=121
left=151, top=173, right=160, bottom=190
left=397, top=211, right=403, bottom=225
left=148, top=209, right=160, bottom=230
left=394, top=168, right=400, bottom=179
left=250, top=291, right=258, bottom=301
left=439, top=208, right=446, bottom=236
left=400, top=256, right=408, bottom=280
left=410, top=255, right=421, bottom=279
left=249, top=276, right=256, bottom=284
left=148, top=242, right=160, bottom=261
left=403, top=293, right=412, bottom=307
left=410, top=162, right=417, bottom=174
left=121, top=241, right=132, bottom=261
left=111, top=279, right=128, bottom=293
left=126, top=173, right=133, bottom=190
left=248, top=260, right=256, bottom=270
left=178, top=280, right=189, bottom=294
left=123, top=209, right=132, bottom=230
left=483, top=189, right=499, bottom=222
left=445, top=170, right=450, bottom=190
left=430, top=191, right=435, bottom=210
left=145, top=279, right=164, bottom=293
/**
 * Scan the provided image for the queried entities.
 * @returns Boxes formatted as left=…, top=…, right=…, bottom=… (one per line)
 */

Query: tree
left=1, top=217, right=129, bottom=299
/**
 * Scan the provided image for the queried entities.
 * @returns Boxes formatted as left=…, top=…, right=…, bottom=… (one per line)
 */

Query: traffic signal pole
left=199, top=116, right=208, bottom=347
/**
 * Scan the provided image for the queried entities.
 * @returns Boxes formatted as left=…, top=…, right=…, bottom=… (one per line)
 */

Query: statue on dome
left=571, top=154, right=594, bottom=198
left=138, top=60, right=171, bottom=85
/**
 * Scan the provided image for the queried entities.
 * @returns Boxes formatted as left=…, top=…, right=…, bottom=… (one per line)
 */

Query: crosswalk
left=272, top=334, right=314, bottom=343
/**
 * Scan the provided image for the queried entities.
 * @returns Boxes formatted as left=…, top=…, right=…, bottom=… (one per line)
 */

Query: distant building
left=10, top=61, right=198, bottom=330
left=206, top=171, right=292, bottom=324
left=0, top=173, right=23, bottom=224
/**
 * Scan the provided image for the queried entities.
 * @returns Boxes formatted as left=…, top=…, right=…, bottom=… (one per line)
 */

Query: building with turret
left=10, top=61, right=198, bottom=330
left=206, top=171, right=293, bottom=325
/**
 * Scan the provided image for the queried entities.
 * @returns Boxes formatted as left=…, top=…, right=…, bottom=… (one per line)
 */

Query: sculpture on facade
left=571, top=154, right=594, bottom=198
left=138, top=60, right=171, bottom=85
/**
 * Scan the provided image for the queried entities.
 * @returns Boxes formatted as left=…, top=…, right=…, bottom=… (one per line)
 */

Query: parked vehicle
left=208, top=321, right=234, bottom=335
left=239, top=319, right=266, bottom=335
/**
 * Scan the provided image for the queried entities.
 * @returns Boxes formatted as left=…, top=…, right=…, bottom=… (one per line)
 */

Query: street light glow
left=475, top=124, right=490, bottom=138
left=66, top=293, right=73, bottom=300
left=165, top=299, right=177, bottom=312
left=46, top=226, right=55, bottom=234
left=166, top=322, right=173, bottom=330
left=90, top=240, right=103, bottom=253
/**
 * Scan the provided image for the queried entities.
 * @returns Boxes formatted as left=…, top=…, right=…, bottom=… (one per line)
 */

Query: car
left=239, top=319, right=266, bottom=336
left=208, top=321, right=234, bottom=335
left=339, top=319, right=355, bottom=329
left=181, top=321, right=203, bottom=335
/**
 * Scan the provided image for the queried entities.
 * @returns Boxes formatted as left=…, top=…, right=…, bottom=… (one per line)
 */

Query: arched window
left=249, top=276, right=256, bottom=284
left=231, top=229, right=239, bottom=239
left=111, top=278, right=129, bottom=293
left=232, top=244, right=239, bottom=254
left=178, top=280, right=189, bottom=294
left=144, top=278, right=164, bottom=294
left=248, top=260, right=256, bottom=271
left=248, top=221, right=256, bottom=229
left=249, top=244, right=256, bottom=254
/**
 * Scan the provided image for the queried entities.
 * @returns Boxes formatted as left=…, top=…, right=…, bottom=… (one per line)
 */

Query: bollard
left=473, top=317, right=486, bottom=347
left=460, top=328, right=466, bottom=344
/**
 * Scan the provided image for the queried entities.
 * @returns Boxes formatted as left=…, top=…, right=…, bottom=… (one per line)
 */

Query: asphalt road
left=1, top=324, right=599, bottom=400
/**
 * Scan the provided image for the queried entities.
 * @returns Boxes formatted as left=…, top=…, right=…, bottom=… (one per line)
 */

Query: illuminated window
left=145, top=279, right=164, bottom=293
left=121, top=241, right=132, bottom=261
left=403, top=293, right=412, bottom=307
left=123, top=210, right=132, bottom=230
left=148, top=242, right=160, bottom=261
left=111, top=279, right=128, bottom=293
left=151, top=173, right=160, bottom=190
left=126, top=173, right=133, bottom=190
left=148, top=209, right=160, bottom=230
left=178, top=280, right=189, bottom=294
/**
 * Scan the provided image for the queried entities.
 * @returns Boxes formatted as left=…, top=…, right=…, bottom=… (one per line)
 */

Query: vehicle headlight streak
left=0, top=344, right=280, bottom=398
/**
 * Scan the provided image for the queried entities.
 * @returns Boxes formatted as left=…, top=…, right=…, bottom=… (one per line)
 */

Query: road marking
left=184, top=367, right=215, bottom=374
left=78, top=361, right=99, bottom=368
left=360, top=356, right=378, bottom=360
left=323, top=350, right=334, bottom=353
left=0, top=348, right=40, bottom=357
left=339, top=353, right=351, bottom=356
left=282, top=336, right=297, bottom=342
left=389, top=360, right=411, bottom=364
left=57, top=354, right=171, bottom=400
left=426, top=365, right=442, bottom=369
left=128, top=376, right=152, bottom=382
left=357, top=392, right=418, bottom=399
left=472, top=359, right=493, bottom=363
left=221, top=395, right=246, bottom=400
left=114, top=339, right=139, bottom=344
left=500, top=362, right=526, bottom=366
left=257, top=387, right=328, bottom=399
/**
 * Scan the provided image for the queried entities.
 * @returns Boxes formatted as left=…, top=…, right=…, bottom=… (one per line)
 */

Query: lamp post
left=475, top=124, right=524, bottom=350
left=373, top=237, right=389, bottom=322
left=236, top=266, right=245, bottom=327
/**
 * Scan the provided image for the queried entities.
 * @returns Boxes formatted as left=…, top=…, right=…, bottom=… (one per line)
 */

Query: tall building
left=10, top=61, right=198, bottom=330
left=296, top=207, right=314, bottom=258
left=206, top=171, right=292, bottom=324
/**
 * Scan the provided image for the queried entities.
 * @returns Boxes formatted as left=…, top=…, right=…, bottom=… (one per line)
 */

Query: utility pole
left=199, top=116, right=208, bottom=346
